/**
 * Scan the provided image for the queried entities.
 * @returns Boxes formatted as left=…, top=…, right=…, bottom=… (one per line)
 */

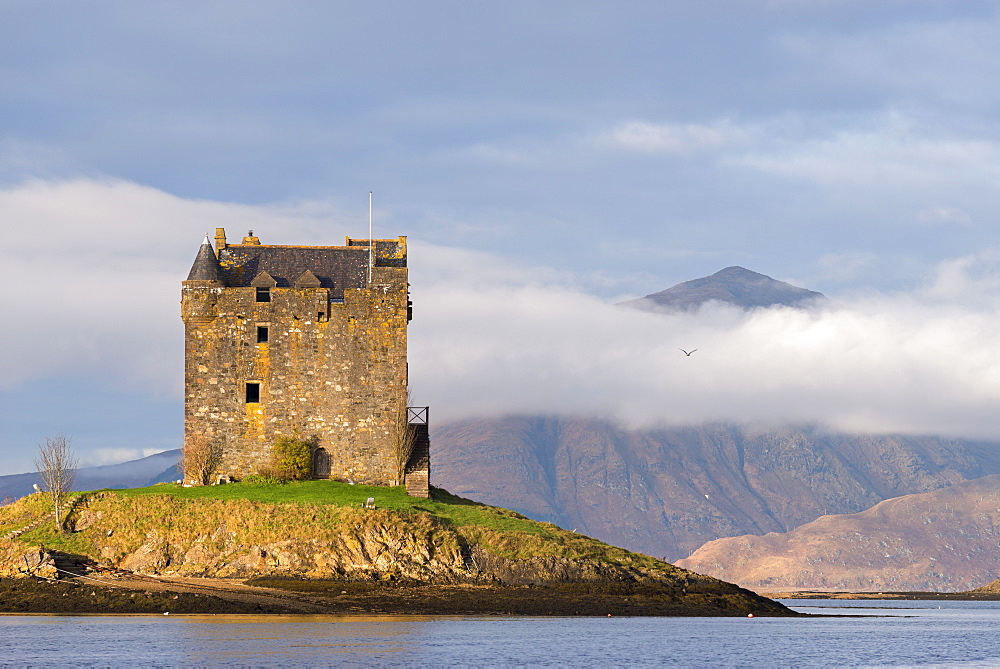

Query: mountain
left=621, top=266, right=828, bottom=312
left=675, top=474, right=1000, bottom=592
left=0, top=449, right=181, bottom=502
left=430, top=417, right=1000, bottom=561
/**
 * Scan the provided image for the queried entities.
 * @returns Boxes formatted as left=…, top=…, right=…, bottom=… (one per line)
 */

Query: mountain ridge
left=0, top=449, right=181, bottom=502
left=431, top=417, right=1000, bottom=562
left=621, top=266, right=828, bottom=312
left=675, top=474, right=1000, bottom=592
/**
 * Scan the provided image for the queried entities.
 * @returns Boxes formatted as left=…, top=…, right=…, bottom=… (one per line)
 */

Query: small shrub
left=241, top=474, right=285, bottom=486
left=271, top=436, right=315, bottom=481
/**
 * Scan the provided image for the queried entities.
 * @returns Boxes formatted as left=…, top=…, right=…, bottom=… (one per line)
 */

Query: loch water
left=1, top=600, right=999, bottom=667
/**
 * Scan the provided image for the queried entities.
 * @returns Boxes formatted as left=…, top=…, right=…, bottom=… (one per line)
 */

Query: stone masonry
left=181, top=228, right=429, bottom=494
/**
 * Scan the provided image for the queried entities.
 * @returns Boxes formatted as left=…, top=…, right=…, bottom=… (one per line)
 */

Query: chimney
left=242, top=230, right=261, bottom=245
left=214, top=228, right=227, bottom=255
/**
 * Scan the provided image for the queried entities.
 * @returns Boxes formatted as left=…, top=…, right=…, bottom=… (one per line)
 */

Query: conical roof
left=186, top=234, right=224, bottom=282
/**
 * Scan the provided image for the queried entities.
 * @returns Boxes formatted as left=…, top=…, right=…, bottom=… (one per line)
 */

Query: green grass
left=4, top=481, right=668, bottom=572
left=110, top=481, right=555, bottom=536
left=115, top=479, right=413, bottom=506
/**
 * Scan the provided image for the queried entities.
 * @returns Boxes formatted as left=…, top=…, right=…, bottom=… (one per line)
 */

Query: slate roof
left=213, top=241, right=404, bottom=299
left=186, top=238, right=224, bottom=282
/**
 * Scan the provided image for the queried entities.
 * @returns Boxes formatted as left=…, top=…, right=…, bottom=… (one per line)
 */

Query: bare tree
left=182, top=434, right=223, bottom=485
left=33, top=435, right=78, bottom=532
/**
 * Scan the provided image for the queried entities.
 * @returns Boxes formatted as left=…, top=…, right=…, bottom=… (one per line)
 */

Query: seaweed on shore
left=0, top=578, right=294, bottom=614
left=245, top=578, right=801, bottom=617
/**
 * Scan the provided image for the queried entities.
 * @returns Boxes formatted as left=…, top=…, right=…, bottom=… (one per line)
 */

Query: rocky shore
left=0, top=577, right=297, bottom=614
left=0, top=574, right=796, bottom=616
left=0, top=484, right=796, bottom=616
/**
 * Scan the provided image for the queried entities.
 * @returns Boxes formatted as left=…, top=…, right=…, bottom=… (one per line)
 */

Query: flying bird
left=679, top=348, right=698, bottom=356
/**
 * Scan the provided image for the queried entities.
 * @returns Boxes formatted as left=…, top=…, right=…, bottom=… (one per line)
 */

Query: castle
left=181, top=228, right=429, bottom=496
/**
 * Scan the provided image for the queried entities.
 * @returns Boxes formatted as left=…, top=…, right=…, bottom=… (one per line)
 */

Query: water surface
left=1, top=600, right=997, bottom=667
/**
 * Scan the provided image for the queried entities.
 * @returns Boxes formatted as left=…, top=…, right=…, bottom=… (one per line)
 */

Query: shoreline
left=760, top=590, right=1000, bottom=601
left=0, top=575, right=798, bottom=617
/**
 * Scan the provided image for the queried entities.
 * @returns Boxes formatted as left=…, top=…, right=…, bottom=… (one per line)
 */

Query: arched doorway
left=312, top=447, right=330, bottom=479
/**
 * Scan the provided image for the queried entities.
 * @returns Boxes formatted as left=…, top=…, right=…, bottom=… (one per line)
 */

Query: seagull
left=679, top=348, right=698, bottom=356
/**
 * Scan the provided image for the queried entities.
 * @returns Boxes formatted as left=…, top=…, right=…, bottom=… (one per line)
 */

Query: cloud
left=917, top=205, right=972, bottom=226
left=10, top=177, right=1000, bottom=458
left=82, top=448, right=168, bottom=468
left=410, top=244, right=1000, bottom=441
left=922, top=249, right=1000, bottom=304
left=0, top=178, right=359, bottom=392
left=731, top=112, right=1000, bottom=192
left=597, top=120, right=752, bottom=155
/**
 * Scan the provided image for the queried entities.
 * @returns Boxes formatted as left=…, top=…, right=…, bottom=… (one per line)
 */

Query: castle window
left=257, top=326, right=269, bottom=343
left=256, top=287, right=271, bottom=303
left=245, top=382, right=260, bottom=403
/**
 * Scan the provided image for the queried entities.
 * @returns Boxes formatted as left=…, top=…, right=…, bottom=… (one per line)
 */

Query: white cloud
left=10, top=178, right=1000, bottom=448
left=922, top=250, right=1000, bottom=305
left=410, top=244, right=1000, bottom=441
left=597, top=120, right=751, bottom=155
left=453, top=118, right=754, bottom=169
left=731, top=112, right=1000, bottom=192
left=0, top=178, right=359, bottom=392
left=82, top=448, right=168, bottom=467
left=917, top=205, right=972, bottom=226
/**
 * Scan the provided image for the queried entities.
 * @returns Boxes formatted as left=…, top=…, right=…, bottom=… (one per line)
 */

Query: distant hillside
left=675, top=474, right=1000, bottom=592
left=621, top=266, right=827, bottom=312
left=972, top=579, right=1000, bottom=594
left=0, top=449, right=181, bottom=501
left=430, top=417, right=1000, bottom=561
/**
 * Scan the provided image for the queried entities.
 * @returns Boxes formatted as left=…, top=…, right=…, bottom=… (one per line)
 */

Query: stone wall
left=182, top=257, right=409, bottom=485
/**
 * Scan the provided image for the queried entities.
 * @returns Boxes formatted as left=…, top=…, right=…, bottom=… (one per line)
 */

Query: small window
left=256, top=287, right=271, bottom=303
left=245, top=382, right=260, bottom=403
left=256, top=326, right=269, bottom=343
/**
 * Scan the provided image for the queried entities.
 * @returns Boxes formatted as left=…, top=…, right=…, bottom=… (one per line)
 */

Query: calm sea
left=1, top=600, right=998, bottom=667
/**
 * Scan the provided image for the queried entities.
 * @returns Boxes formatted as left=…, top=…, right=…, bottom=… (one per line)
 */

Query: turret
left=186, top=234, right=225, bottom=283
left=182, top=234, right=225, bottom=325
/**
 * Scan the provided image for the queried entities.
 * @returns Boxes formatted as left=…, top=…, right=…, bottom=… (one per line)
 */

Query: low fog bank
left=410, top=243, right=1000, bottom=441
left=6, top=178, right=1000, bottom=470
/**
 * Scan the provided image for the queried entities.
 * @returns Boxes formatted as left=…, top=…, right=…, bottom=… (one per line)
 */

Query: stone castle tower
left=181, top=228, right=429, bottom=496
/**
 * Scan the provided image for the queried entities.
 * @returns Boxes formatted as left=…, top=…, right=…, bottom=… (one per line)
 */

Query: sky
left=5, top=1, right=1000, bottom=472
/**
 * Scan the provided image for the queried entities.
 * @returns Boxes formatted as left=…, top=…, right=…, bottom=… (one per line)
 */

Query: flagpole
left=368, top=191, right=373, bottom=284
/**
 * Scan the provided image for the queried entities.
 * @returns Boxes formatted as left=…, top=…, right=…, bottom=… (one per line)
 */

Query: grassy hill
left=0, top=481, right=792, bottom=616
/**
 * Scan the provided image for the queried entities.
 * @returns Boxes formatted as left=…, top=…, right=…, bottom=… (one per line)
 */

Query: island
left=0, top=481, right=795, bottom=616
